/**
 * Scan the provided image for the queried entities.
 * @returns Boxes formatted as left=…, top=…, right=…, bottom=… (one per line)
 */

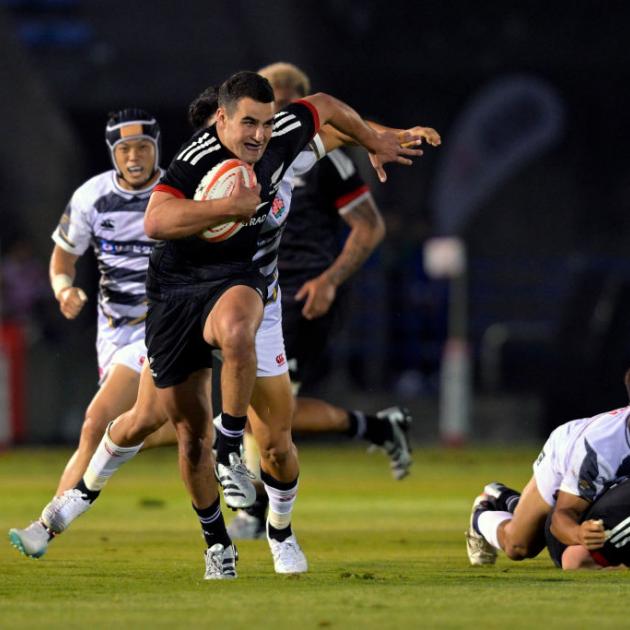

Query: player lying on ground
left=466, top=370, right=630, bottom=569
left=10, top=72, right=425, bottom=580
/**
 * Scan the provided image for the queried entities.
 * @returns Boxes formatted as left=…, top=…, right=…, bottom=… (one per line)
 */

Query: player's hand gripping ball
left=194, top=159, right=257, bottom=242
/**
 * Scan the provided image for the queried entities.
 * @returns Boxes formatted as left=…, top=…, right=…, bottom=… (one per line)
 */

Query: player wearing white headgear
left=9, top=109, right=162, bottom=558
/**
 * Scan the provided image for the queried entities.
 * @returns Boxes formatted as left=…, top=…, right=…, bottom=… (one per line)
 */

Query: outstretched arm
left=319, top=122, right=440, bottom=153
left=303, top=93, right=423, bottom=182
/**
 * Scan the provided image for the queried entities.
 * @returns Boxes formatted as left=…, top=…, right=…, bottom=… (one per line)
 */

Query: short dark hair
left=188, top=85, right=219, bottom=130
left=218, top=71, right=274, bottom=115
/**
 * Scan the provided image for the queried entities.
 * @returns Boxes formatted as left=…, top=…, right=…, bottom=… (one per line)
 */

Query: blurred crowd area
left=1, top=1, right=630, bottom=443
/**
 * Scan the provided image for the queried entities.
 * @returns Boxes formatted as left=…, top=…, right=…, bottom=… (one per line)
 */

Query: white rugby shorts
left=255, top=291, right=288, bottom=378
left=96, top=311, right=146, bottom=383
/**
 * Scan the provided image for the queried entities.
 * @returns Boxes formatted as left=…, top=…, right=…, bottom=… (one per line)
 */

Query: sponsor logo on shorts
left=139, top=355, right=145, bottom=366
left=275, top=353, right=286, bottom=366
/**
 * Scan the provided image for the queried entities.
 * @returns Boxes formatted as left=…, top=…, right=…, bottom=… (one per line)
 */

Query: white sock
left=477, top=510, right=512, bottom=550
left=83, top=423, right=143, bottom=491
left=243, top=432, right=261, bottom=479
left=263, top=477, right=298, bottom=531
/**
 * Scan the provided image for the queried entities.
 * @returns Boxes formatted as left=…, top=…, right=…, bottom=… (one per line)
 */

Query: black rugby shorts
left=146, top=273, right=266, bottom=388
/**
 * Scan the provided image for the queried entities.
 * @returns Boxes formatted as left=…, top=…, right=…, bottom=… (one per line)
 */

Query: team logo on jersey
left=271, top=196, right=286, bottom=220
left=275, top=353, right=286, bottom=366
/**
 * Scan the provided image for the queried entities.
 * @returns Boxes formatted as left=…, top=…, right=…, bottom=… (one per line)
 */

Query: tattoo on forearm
left=326, top=198, right=383, bottom=286
left=327, top=239, right=372, bottom=286
left=346, top=198, right=381, bottom=230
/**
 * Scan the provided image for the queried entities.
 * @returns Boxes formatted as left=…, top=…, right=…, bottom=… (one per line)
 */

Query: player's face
left=217, top=97, right=274, bottom=164
left=114, top=138, right=156, bottom=189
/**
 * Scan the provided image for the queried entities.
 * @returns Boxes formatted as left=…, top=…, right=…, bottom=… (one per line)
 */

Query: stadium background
left=1, top=1, right=630, bottom=446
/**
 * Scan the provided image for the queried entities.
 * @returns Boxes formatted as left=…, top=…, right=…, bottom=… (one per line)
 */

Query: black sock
left=267, top=522, right=292, bottom=542
left=75, top=478, right=101, bottom=503
left=193, top=497, right=231, bottom=548
left=494, top=485, right=521, bottom=513
left=363, top=414, right=392, bottom=446
left=245, top=490, right=269, bottom=521
left=215, top=412, right=247, bottom=465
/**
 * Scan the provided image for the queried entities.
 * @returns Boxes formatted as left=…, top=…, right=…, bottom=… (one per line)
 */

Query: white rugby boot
left=376, top=406, right=413, bottom=480
left=465, top=493, right=498, bottom=566
left=204, top=543, right=238, bottom=580
left=227, top=511, right=266, bottom=540
left=8, top=521, right=51, bottom=558
left=41, top=488, right=92, bottom=534
left=215, top=452, right=256, bottom=509
left=267, top=526, right=308, bottom=574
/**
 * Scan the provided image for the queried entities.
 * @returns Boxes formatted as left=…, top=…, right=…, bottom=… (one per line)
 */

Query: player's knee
left=503, top=540, right=535, bottom=561
left=115, top=408, right=164, bottom=444
left=259, top=437, right=296, bottom=468
left=220, top=323, right=256, bottom=364
left=176, top=429, right=206, bottom=467
left=79, top=413, right=109, bottom=448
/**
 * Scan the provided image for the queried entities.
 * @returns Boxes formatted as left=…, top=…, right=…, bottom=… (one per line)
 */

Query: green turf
left=1, top=445, right=628, bottom=629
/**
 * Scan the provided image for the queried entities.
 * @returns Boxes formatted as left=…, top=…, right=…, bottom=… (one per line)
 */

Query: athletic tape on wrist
left=52, top=273, right=72, bottom=298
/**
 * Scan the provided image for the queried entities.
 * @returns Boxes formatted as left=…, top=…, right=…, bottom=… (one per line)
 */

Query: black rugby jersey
left=148, top=100, right=318, bottom=297
left=277, top=148, right=369, bottom=292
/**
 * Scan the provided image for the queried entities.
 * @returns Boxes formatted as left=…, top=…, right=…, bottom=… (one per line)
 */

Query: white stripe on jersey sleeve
left=272, top=121, right=303, bottom=137
left=190, top=144, right=222, bottom=165
left=327, top=149, right=356, bottom=180
left=176, top=132, right=212, bottom=160
left=273, top=113, right=297, bottom=131
left=180, top=137, right=218, bottom=163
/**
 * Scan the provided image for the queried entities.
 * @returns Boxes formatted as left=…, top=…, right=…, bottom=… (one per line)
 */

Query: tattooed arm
left=295, top=194, right=385, bottom=319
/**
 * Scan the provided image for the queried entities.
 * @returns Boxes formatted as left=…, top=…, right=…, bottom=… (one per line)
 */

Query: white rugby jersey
left=52, top=170, right=160, bottom=326
left=541, top=406, right=630, bottom=502
left=253, top=138, right=325, bottom=300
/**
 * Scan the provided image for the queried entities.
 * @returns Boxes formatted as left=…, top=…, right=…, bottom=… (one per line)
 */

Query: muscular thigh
left=155, top=368, right=213, bottom=431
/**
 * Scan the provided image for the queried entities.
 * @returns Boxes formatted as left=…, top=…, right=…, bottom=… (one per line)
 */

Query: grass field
left=1, top=445, right=629, bottom=629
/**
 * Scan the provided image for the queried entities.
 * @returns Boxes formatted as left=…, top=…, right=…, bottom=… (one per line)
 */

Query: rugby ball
left=194, top=159, right=257, bottom=242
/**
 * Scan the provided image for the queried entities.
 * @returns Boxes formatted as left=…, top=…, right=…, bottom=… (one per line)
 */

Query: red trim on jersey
left=294, top=99, right=320, bottom=134
left=154, top=183, right=186, bottom=199
left=335, top=184, right=370, bottom=210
